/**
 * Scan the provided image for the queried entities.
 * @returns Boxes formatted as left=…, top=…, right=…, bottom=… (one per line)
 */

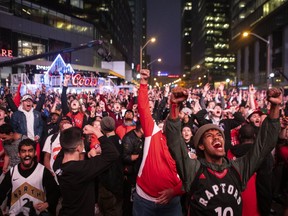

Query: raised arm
left=61, top=75, right=70, bottom=115
left=234, top=88, right=282, bottom=189
left=166, top=87, right=201, bottom=192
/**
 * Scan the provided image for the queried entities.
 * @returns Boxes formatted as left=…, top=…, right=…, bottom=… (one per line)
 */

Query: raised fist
left=140, top=69, right=150, bottom=84
left=267, top=88, right=282, bottom=105
left=170, top=87, right=188, bottom=104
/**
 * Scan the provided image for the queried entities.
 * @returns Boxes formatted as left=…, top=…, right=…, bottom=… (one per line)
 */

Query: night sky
left=146, top=0, right=181, bottom=75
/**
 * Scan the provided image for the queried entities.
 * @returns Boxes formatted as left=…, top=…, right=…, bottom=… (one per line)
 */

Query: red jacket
left=116, top=124, right=136, bottom=140
left=136, top=83, right=183, bottom=198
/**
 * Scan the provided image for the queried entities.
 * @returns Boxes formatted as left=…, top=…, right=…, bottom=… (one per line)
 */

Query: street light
left=196, top=64, right=210, bottom=83
left=242, top=31, right=271, bottom=87
left=140, top=37, right=156, bottom=69
left=147, top=58, right=162, bottom=67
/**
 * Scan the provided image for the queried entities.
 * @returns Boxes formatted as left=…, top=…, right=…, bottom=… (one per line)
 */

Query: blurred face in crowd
left=22, top=99, right=33, bottom=112
left=0, top=109, right=5, bottom=121
left=132, top=104, right=138, bottom=111
left=199, top=129, right=225, bottom=164
left=0, top=132, right=13, bottom=145
left=70, top=99, right=80, bottom=111
left=212, top=105, right=222, bottom=118
left=179, top=111, right=185, bottom=120
left=113, top=102, right=121, bottom=112
left=231, top=100, right=238, bottom=107
left=96, top=105, right=102, bottom=113
left=59, top=120, right=72, bottom=131
left=182, top=126, right=193, bottom=142
left=124, top=111, right=134, bottom=121
left=92, top=120, right=101, bottom=130
left=183, top=114, right=190, bottom=123
left=207, top=101, right=216, bottom=110
left=249, top=113, right=262, bottom=127
left=51, top=113, right=60, bottom=124
left=18, top=144, right=36, bottom=169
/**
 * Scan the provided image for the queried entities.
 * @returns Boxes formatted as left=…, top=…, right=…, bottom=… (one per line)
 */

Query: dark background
left=147, top=0, right=181, bottom=76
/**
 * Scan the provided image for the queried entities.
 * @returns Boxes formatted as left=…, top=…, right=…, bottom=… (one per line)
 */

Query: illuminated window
left=205, top=57, right=214, bottom=62
left=239, top=14, right=245, bottom=19
left=71, top=0, right=83, bottom=9
left=18, top=40, right=45, bottom=58
left=239, top=3, right=245, bottom=8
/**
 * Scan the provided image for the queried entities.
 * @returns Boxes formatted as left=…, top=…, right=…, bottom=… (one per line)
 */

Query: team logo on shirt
left=11, top=182, right=45, bottom=205
left=198, top=183, right=241, bottom=207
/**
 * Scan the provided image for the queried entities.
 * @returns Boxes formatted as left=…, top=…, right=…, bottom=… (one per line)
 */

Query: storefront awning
left=108, top=70, right=125, bottom=79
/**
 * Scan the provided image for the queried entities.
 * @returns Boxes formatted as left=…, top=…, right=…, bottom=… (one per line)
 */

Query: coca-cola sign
left=72, top=74, right=98, bottom=87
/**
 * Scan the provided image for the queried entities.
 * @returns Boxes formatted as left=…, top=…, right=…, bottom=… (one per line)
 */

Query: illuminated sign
left=157, top=72, right=168, bottom=76
left=47, top=54, right=75, bottom=75
left=36, top=65, right=50, bottom=71
left=72, top=74, right=98, bottom=87
left=1, top=49, right=13, bottom=57
left=168, top=75, right=180, bottom=78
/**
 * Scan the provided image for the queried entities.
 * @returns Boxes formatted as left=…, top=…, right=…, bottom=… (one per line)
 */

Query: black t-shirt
left=54, top=136, right=119, bottom=216
left=189, top=164, right=242, bottom=216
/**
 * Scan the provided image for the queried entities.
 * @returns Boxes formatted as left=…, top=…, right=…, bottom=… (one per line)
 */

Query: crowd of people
left=0, top=70, right=287, bottom=216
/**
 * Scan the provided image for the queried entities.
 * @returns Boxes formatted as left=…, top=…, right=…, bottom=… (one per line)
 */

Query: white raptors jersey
left=9, top=163, right=46, bottom=216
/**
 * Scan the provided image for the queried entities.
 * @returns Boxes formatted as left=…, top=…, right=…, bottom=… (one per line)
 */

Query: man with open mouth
left=0, top=138, right=59, bottom=215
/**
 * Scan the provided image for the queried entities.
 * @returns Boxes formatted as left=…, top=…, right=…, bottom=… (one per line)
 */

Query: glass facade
left=188, top=0, right=235, bottom=85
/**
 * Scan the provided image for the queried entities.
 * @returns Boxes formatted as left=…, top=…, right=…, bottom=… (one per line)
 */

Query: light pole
left=243, top=31, right=271, bottom=87
left=147, top=58, right=162, bottom=67
left=140, top=37, right=156, bottom=69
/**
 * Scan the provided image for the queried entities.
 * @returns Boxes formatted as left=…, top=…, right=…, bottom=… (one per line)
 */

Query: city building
left=0, top=0, right=138, bottom=90
left=182, top=0, right=235, bottom=88
left=181, top=0, right=193, bottom=76
left=230, top=0, right=288, bottom=88
left=128, top=0, right=147, bottom=81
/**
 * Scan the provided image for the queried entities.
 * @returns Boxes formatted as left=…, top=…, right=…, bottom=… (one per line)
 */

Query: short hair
left=0, top=123, right=13, bottom=134
left=239, top=124, right=255, bottom=142
left=18, top=138, right=37, bottom=152
left=60, top=127, right=83, bottom=153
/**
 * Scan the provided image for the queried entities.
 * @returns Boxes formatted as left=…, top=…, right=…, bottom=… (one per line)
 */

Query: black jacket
left=122, top=129, right=144, bottom=184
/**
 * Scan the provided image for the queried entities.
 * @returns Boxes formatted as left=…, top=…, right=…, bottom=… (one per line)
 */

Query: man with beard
left=0, top=139, right=59, bottom=215
left=116, top=109, right=136, bottom=140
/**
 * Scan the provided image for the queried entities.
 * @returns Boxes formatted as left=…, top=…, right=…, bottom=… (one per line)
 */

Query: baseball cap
left=60, top=116, right=73, bottom=125
left=246, top=109, right=263, bottom=120
left=21, top=94, right=33, bottom=102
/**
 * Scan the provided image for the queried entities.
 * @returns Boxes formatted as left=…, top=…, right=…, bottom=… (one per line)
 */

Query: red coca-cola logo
left=72, top=74, right=98, bottom=87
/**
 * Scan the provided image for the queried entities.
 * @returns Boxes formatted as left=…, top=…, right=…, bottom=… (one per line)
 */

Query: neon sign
left=1, top=49, right=13, bottom=57
left=72, top=74, right=98, bottom=87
